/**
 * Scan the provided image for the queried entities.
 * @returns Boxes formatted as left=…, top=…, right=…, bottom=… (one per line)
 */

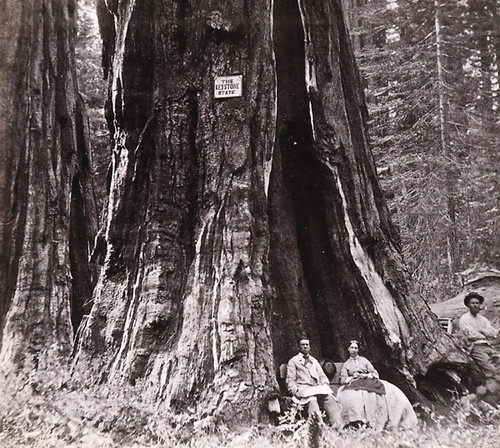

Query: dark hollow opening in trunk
left=69, top=176, right=94, bottom=333
left=269, top=0, right=384, bottom=370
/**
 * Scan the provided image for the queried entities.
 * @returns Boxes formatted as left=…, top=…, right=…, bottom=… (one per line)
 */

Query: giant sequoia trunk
left=0, top=0, right=97, bottom=369
left=72, top=0, right=470, bottom=423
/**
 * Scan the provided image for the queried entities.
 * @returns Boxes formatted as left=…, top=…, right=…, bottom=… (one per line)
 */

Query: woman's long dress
left=337, top=356, right=418, bottom=430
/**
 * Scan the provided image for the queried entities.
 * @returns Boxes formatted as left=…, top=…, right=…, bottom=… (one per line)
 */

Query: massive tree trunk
left=0, top=0, right=97, bottom=369
left=72, top=0, right=469, bottom=424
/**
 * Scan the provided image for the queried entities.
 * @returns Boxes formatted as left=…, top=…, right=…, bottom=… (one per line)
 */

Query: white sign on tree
left=214, top=75, right=242, bottom=98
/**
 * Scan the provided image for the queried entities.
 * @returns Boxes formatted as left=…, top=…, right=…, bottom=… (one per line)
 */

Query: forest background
left=344, top=0, right=499, bottom=301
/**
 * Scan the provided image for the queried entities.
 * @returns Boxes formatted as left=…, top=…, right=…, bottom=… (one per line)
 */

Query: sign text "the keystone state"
left=214, top=75, right=242, bottom=98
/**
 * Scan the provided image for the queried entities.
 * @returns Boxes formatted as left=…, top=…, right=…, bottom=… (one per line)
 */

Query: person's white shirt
left=458, top=312, right=498, bottom=346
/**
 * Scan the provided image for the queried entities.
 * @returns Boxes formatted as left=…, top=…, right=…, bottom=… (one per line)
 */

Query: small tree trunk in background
left=73, top=0, right=470, bottom=425
left=435, top=0, right=457, bottom=282
left=494, top=4, right=500, bottom=122
left=341, top=0, right=386, bottom=51
left=0, top=0, right=97, bottom=369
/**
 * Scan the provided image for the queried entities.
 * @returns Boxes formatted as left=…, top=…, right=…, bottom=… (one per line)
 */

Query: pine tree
left=349, top=0, right=500, bottom=301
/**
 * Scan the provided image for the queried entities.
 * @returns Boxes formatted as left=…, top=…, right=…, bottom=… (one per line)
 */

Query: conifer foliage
left=345, top=0, right=500, bottom=301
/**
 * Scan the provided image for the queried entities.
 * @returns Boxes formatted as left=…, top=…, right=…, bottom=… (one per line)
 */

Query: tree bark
left=0, top=0, right=97, bottom=369
left=72, top=0, right=470, bottom=424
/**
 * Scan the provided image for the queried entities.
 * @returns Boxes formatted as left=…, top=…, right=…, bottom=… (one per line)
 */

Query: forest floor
left=1, top=369, right=500, bottom=448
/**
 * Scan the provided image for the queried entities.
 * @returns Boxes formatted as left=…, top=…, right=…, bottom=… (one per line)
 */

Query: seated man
left=286, top=337, right=342, bottom=426
left=458, top=292, right=499, bottom=378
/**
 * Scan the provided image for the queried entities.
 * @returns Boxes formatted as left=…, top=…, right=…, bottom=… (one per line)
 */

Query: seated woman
left=337, top=340, right=418, bottom=430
